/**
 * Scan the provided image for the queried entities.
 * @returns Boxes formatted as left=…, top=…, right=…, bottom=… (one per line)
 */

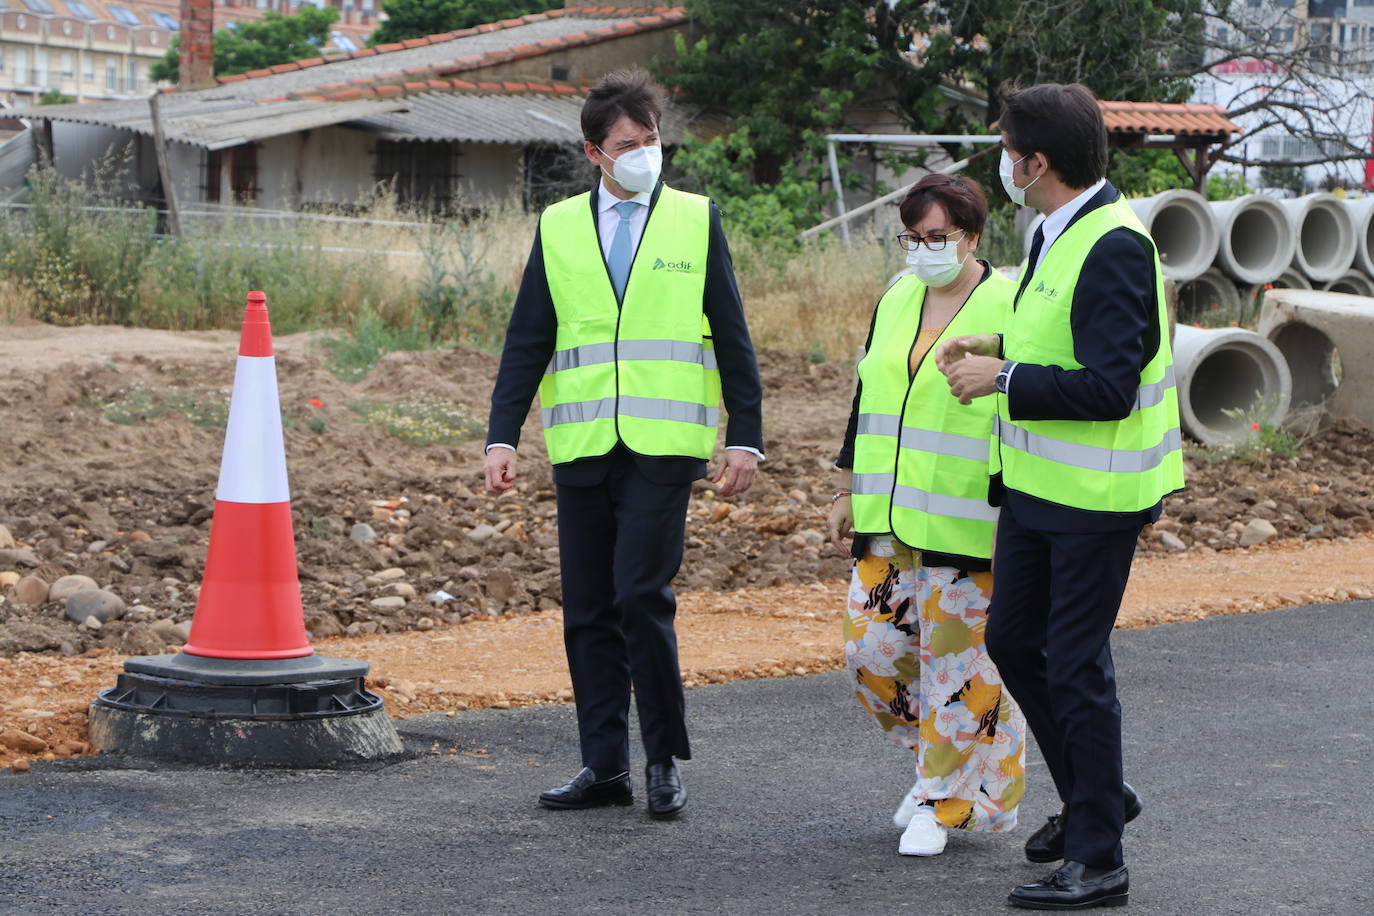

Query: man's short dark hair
left=899, top=174, right=989, bottom=238
left=999, top=83, right=1107, bottom=190
left=581, top=69, right=664, bottom=148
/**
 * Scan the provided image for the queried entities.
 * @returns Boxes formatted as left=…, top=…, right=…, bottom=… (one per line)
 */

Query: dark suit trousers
left=984, top=505, right=1141, bottom=870
left=555, top=449, right=693, bottom=774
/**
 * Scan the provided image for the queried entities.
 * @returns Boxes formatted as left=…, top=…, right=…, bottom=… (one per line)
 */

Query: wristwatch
left=995, top=360, right=1015, bottom=394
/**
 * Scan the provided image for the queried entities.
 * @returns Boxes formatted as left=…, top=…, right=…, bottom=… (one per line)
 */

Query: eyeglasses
left=895, top=229, right=966, bottom=252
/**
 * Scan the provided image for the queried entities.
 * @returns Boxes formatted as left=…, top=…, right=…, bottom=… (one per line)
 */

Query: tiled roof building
left=0, top=0, right=375, bottom=103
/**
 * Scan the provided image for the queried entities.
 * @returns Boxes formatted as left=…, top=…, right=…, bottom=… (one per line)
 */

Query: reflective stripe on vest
left=849, top=269, right=1012, bottom=559
left=546, top=339, right=719, bottom=374
left=537, top=185, right=717, bottom=464
left=998, top=197, right=1185, bottom=512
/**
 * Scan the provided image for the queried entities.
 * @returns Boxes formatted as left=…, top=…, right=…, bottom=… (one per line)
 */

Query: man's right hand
left=484, top=447, right=517, bottom=493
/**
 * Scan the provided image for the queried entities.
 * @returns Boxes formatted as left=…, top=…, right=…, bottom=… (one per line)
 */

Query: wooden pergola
left=1100, top=101, right=1243, bottom=194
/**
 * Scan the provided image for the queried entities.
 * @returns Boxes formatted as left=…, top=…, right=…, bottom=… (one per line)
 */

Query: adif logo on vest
left=652, top=257, right=695, bottom=272
left=1033, top=280, right=1060, bottom=299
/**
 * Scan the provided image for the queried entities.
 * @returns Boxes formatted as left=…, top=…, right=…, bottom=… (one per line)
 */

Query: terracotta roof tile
left=502, top=80, right=528, bottom=91
left=218, top=74, right=248, bottom=84
left=375, top=84, right=405, bottom=97
left=269, top=63, right=298, bottom=74
left=402, top=38, right=431, bottom=49
left=374, top=43, right=406, bottom=53
left=477, top=81, right=503, bottom=91
left=451, top=79, right=477, bottom=90
left=352, top=48, right=378, bottom=58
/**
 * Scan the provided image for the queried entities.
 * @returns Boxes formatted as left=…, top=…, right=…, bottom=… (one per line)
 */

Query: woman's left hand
left=827, top=495, right=853, bottom=556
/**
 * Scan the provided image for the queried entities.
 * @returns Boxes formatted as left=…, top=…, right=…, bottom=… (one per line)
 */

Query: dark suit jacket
left=993, top=181, right=1165, bottom=533
left=486, top=182, right=764, bottom=487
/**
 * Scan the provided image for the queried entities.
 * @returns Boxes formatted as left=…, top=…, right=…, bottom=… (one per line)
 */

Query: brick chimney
left=179, top=0, right=215, bottom=91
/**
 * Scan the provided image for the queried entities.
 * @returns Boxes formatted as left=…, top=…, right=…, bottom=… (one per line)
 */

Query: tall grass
left=2, top=168, right=1027, bottom=366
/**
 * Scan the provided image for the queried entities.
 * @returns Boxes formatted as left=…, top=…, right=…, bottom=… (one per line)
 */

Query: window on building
left=36, top=49, right=48, bottom=87
left=374, top=140, right=458, bottom=214
left=108, top=4, right=139, bottom=25
left=127, top=58, right=137, bottom=90
left=105, top=58, right=115, bottom=90
left=21, top=0, right=54, bottom=13
left=61, top=52, right=72, bottom=77
left=15, top=49, right=28, bottom=84
left=66, top=0, right=96, bottom=17
left=150, top=11, right=178, bottom=28
left=331, top=31, right=357, bottom=51
left=202, top=144, right=261, bottom=203
left=83, top=56, right=93, bottom=81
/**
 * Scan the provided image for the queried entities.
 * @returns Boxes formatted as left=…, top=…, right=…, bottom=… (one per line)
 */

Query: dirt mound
left=2, top=325, right=1373, bottom=658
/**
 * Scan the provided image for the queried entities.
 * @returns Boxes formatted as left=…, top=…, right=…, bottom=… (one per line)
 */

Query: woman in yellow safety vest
left=828, top=174, right=1026, bottom=857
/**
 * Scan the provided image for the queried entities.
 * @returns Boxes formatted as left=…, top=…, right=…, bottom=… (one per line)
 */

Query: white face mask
left=598, top=143, right=662, bottom=194
left=999, top=149, right=1041, bottom=208
left=905, top=231, right=968, bottom=288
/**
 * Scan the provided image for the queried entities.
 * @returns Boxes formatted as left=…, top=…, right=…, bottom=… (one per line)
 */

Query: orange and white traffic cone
left=88, top=291, right=401, bottom=766
left=182, top=291, right=313, bottom=660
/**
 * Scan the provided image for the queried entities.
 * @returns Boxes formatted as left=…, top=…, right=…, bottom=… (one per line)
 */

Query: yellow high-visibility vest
left=994, top=197, right=1184, bottom=512
left=538, top=186, right=719, bottom=464
left=851, top=269, right=1012, bottom=559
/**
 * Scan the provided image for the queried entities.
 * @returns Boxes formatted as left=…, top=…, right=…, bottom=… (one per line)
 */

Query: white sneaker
left=898, top=806, right=947, bottom=856
left=892, top=780, right=924, bottom=828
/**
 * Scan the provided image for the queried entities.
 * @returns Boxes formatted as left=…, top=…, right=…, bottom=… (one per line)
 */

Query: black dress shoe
left=645, top=759, right=687, bottom=820
left=1024, top=783, right=1143, bottom=864
left=538, top=767, right=632, bottom=810
left=1008, top=861, right=1128, bottom=910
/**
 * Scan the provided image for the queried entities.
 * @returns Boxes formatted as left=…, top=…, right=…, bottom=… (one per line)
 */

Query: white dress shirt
left=1028, top=178, right=1106, bottom=277
left=596, top=177, right=651, bottom=257
left=488, top=178, right=762, bottom=461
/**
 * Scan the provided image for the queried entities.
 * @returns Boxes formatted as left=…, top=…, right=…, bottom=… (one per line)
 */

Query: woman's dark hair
left=999, top=82, right=1108, bottom=190
left=581, top=69, right=664, bottom=148
left=898, top=173, right=989, bottom=237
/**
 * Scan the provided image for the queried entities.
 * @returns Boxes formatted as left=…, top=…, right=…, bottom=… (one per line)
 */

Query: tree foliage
left=917, top=0, right=1205, bottom=124
left=149, top=6, right=339, bottom=82
left=369, top=0, right=557, bottom=46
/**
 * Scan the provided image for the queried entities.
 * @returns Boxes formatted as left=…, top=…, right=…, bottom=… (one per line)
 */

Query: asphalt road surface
left=2, top=600, right=1371, bottom=915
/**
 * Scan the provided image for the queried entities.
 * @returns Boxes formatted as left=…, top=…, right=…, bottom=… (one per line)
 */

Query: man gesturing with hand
left=938, top=84, right=1183, bottom=911
left=483, top=69, right=764, bottom=821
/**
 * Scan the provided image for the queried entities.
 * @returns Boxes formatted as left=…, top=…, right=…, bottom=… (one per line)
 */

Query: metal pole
left=799, top=143, right=1001, bottom=241
left=826, top=139, right=849, bottom=245
left=149, top=93, right=182, bottom=237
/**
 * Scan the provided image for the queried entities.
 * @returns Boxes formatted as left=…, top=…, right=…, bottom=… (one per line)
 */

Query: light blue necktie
left=607, top=199, right=641, bottom=301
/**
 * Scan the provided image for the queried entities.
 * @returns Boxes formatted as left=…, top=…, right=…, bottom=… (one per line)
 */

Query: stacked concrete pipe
left=1171, top=325, right=1292, bottom=446
left=1258, top=289, right=1372, bottom=430
left=1208, top=194, right=1297, bottom=285
left=1279, top=193, right=1357, bottom=283
left=1321, top=272, right=1374, bottom=297
left=1344, top=196, right=1374, bottom=276
left=1127, top=190, right=1219, bottom=281
left=1176, top=267, right=1242, bottom=325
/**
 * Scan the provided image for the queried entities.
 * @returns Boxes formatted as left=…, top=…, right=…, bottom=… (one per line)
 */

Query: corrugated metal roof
left=10, top=96, right=408, bottom=149
left=352, top=92, right=689, bottom=145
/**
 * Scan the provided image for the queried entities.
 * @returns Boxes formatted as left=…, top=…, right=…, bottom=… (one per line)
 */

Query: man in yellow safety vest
left=938, top=83, right=1184, bottom=910
left=484, top=69, right=764, bottom=821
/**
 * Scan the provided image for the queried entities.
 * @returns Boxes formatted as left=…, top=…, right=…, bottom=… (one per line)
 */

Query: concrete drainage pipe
left=1321, top=271, right=1374, bottom=297
left=1172, top=325, right=1292, bottom=446
left=1208, top=194, right=1296, bottom=284
left=1279, top=193, right=1357, bottom=283
left=1127, top=190, right=1219, bottom=282
left=1345, top=196, right=1374, bottom=276
left=1176, top=268, right=1242, bottom=324
left=1274, top=267, right=1312, bottom=290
